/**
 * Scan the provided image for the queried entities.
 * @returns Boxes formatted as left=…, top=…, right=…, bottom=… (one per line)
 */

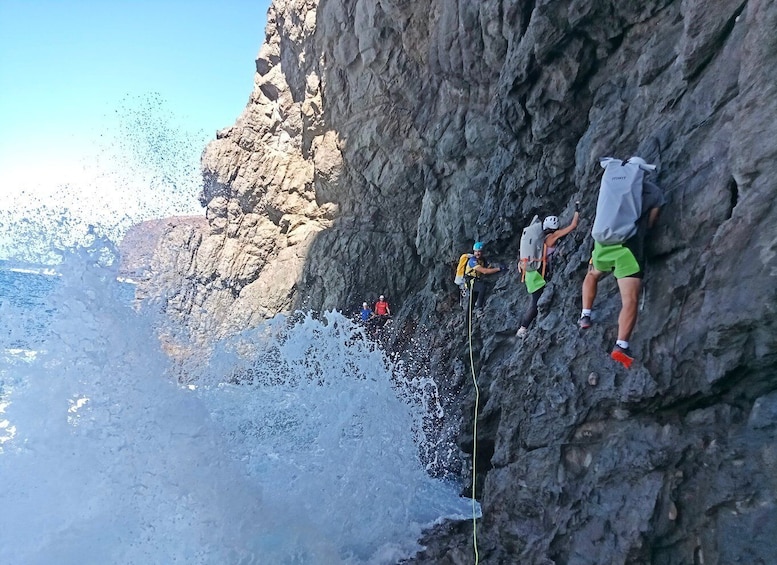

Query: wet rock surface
left=143, top=0, right=777, bottom=562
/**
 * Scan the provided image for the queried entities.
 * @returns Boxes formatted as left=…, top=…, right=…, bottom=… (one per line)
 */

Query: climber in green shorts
left=591, top=241, right=642, bottom=279
left=578, top=156, right=666, bottom=369
left=515, top=211, right=580, bottom=337
left=524, top=269, right=547, bottom=294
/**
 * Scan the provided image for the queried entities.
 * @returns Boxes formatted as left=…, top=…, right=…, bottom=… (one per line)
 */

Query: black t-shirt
left=627, top=180, right=666, bottom=260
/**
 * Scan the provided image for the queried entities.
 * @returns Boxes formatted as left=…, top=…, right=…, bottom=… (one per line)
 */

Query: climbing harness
left=466, top=278, right=480, bottom=564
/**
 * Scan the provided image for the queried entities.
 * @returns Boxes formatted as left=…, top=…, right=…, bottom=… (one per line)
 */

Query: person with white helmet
left=359, top=301, right=373, bottom=323
left=578, top=155, right=666, bottom=368
left=516, top=207, right=580, bottom=337
left=366, top=294, right=392, bottom=333
left=374, top=295, right=390, bottom=316
left=371, top=294, right=389, bottom=324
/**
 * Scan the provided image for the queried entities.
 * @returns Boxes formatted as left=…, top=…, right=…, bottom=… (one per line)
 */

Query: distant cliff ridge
left=143, top=0, right=777, bottom=563
left=118, top=216, right=207, bottom=280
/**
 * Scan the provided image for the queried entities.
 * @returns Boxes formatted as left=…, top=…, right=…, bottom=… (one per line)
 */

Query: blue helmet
left=473, top=241, right=484, bottom=251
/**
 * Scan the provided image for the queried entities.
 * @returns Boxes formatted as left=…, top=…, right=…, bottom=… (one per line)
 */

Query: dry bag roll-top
left=591, top=157, right=653, bottom=245
left=454, top=253, right=473, bottom=287
left=519, top=215, right=546, bottom=281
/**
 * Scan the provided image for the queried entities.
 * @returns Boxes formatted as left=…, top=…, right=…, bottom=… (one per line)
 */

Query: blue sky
left=0, top=0, right=271, bottom=260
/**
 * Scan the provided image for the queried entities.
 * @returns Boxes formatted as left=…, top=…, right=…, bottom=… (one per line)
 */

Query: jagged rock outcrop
left=144, top=0, right=777, bottom=562
left=118, top=217, right=207, bottom=281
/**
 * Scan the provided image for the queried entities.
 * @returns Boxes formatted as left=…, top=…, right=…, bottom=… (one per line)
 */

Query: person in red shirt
left=374, top=295, right=391, bottom=317
left=372, top=294, right=391, bottom=328
left=368, top=295, right=391, bottom=332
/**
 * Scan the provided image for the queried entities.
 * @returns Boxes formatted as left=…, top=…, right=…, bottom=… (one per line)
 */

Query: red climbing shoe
left=611, top=345, right=634, bottom=368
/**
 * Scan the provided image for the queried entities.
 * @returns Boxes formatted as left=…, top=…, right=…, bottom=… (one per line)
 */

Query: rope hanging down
left=467, top=279, right=480, bottom=564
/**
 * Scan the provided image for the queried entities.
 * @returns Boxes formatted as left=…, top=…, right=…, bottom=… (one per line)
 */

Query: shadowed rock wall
left=144, top=0, right=777, bottom=562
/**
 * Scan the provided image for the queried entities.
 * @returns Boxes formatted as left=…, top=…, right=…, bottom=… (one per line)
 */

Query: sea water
left=0, top=238, right=474, bottom=564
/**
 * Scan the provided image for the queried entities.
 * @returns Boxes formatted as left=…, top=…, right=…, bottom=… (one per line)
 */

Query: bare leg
left=616, top=277, right=642, bottom=341
left=582, top=266, right=603, bottom=310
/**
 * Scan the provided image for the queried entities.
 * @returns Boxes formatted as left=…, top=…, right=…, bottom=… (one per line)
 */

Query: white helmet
left=379, top=295, right=385, bottom=300
left=363, top=302, right=368, bottom=308
left=543, top=216, right=559, bottom=230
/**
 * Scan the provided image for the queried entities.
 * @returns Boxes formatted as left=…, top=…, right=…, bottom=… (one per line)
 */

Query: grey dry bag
left=519, top=215, right=546, bottom=280
left=591, top=157, right=655, bottom=245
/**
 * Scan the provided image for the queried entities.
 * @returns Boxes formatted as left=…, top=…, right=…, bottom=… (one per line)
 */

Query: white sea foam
left=0, top=240, right=473, bottom=564
left=5, top=266, right=60, bottom=277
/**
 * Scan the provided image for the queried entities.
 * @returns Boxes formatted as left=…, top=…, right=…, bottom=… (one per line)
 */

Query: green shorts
left=524, top=270, right=547, bottom=294
left=591, top=241, right=642, bottom=279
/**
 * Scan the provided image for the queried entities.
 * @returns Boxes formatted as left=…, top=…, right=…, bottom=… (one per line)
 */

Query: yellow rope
left=467, top=279, right=480, bottom=564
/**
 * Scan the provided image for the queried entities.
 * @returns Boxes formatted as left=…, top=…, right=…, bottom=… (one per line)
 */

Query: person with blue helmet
left=464, top=241, right=504, bottom=311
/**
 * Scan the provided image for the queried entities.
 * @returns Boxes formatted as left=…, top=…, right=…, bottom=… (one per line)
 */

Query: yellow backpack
left=454, top=253, right=473, bottom=287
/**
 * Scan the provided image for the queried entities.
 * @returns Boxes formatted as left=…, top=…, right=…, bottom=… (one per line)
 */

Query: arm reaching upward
left=546, top=211, right=579, bottom=247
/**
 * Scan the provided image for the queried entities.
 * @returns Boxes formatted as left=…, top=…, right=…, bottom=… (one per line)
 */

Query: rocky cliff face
left=118, top=217, right=207, bottom=280
left=145, top=0, right=777, bottom=562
